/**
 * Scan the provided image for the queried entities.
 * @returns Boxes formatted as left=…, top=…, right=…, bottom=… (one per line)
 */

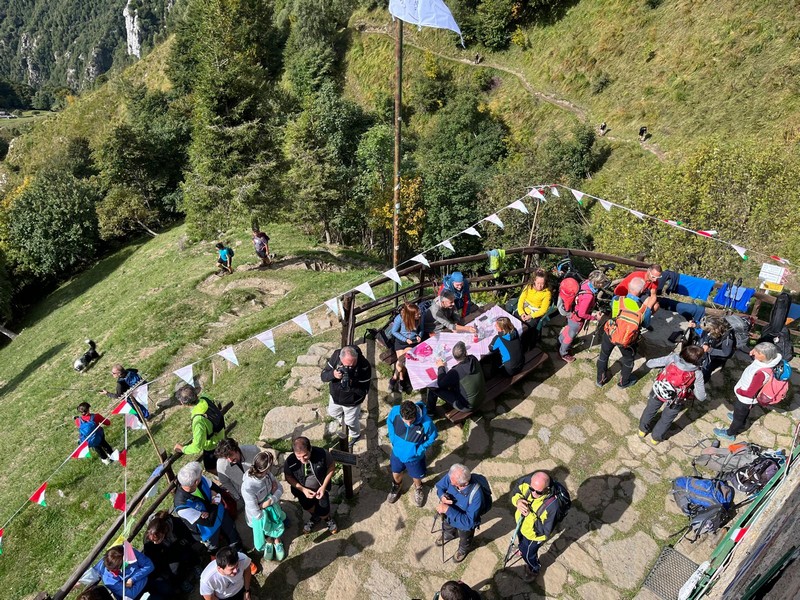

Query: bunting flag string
left=410, top=253, right=430, bottom=267
left=118, top=449, right=127, bottom=468
left=29, top=483, right=47, bottom=507
left=550, top=186, right=560, bottom=197
left=462, top=227, right=481, bottom=237
left=598, top=199, right=613, bottom=212
left=438, top=240, right=455, bottom=252
left=527, top=188, right=546, bottom=201
left=105, top=492, right=126, bottom=512
left=111, top=398, right=137, bottom=416
left=507, top=199, right=529, bottom=214
left=571, top=189, right=585, bottom=205
left=484, top=214, right=504, bottom=228
left=70, top=440, right=92, bottom=460
left=173, top=364, right=195, bottom=387
left=217, top=347, right=239, bottom=367
left=291, top=314, right=313, bottom=335
left=324, top=298, right=343, bottom=319
left=0, top=528, right=4, bottom=555
left=382, top=268, right=403, bottom=285
left=255, top=329, right=276, bottom=353
left=354, top=282, right=375, bottom=300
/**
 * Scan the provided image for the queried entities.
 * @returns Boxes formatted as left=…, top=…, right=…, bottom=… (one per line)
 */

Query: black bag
left=550, top=480, right=572, bottom=523
left=759, top=326, right=794, bottom=361
left=724, top=315, right=752, bottom=352
left=197, top=396, right=226, bottom=434
left=727, top=455, right=782, bottom=495
left=763, top=292, right=791, bottom=338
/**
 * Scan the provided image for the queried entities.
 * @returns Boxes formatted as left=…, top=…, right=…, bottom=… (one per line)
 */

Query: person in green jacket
left=174, top=385, right=225, bottom=473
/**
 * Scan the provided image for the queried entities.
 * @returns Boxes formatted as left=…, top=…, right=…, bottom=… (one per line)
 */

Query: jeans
left=639, top=392, right=683, bottom=441
left=596, top=332, right=636, bottom=385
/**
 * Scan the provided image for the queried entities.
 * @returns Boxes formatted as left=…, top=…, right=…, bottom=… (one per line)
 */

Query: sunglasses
left=531, top=487, right=548, bottom=495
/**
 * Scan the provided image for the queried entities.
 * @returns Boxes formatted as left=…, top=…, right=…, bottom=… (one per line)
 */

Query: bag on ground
left=727, top=455, right=782, bottom=495
left=692, top=442, right=762, bottom=476
left=672, top=476, right=734, bottom=538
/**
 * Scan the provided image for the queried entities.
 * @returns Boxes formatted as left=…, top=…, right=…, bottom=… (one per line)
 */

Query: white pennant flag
left=217, top=347, right=239, bottom=366
left=410, top=253, right=430, bottom=267
left=508, top=200, right=529, bottom=214
left=630, top=209, right=645, bottom=220
left=174, top=364, right=194, bottom=386
left=324, top=297, right=343, bottom=318
left=439, top=240, right=455, bottom=252
left=354, top=282, right=375, bottom=300
left=731, top=245, right=748, bottom=260
left=388, top=0, right=462, bottom=39
left=292, top=314, right=313, bottom=335
left=255, top=330, right=275, bottom=353
left=527, top=188, right=545, bottom=201
left=383, top=268, right=402, bottom=285
left=550, top=186, right=560, bottom=197
left=484, top=213, right=504, bottom=228
left=599, top=199, right=613, bottom=212
left=571, top=189, right=585, bottom=204
left=133, top=384, right=149, bottom=408
left=462, top=227, right=481, bottom=237
left=125, top=414, right=146, bottom=430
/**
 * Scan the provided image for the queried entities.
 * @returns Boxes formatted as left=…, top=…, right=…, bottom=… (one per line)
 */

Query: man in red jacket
left=614, top=264, right=662, bottom=314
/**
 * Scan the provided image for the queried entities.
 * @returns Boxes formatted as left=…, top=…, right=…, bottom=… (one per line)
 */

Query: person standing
left=511, top=471, right=562, bottom=582
left=241, top=451, right=286, bottom=561
left=284, top=436, right=338, bottom=535
left=614, top=264, right=662, bottom=314
left=558, top=270, right=607, bottom=363
left=100, top=363, right=149, bottom=420
left=251, top=228, right=271, bottom=267
left=386, top=400, right=438, bottom=507
left=174, top=389, right=226, bottom=474
left=433, top=464, right=490, bottom=563
left=74, top=402, right=118, bottom=464
left=216, top=242, right=234, bottom=275
left=215, top=438, right=260, bottom=512
left=321, top=345, right=372, bottom=447
left=199, top=545, right=253, bottom=600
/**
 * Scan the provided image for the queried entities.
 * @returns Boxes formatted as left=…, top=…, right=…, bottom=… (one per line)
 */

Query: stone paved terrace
left=247, top=309, right=800, bottom=600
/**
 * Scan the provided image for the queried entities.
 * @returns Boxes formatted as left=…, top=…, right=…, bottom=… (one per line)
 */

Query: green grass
left=0, top=222, right=382, bottom=597
left=0, top=110, right=54, bottom=130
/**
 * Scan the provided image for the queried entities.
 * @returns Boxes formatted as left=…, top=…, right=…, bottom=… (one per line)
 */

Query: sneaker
left=650, top=438, right=661, bottom=446
left=637, top=430, right=647, bottom=438
left=274, top=541, right=285, bottom=561
left=303, top=517, right=319, bottom=535
left=727, top=411, right=734, bottom=421
left=100, top=457, right=111, bottom=465
left=413, top=485, right=425, bottom=507
left=263, top=542, right=274, bottom=561
left=618, top=377, right=638, bottom=389
left=326, top=518, right=339, bottom=534
left=596, top=374, right=610, bottom=388
left=523, top=565, right=539, bottom=582
left=714, top=427, right=735, bottom=441
left=560, top=353, right=576, bottom=363
left=453, top=549, right=469, bottom=563
left=386, top=483, right=401, bottom=504
left=348, top=433, right=361, bottom=449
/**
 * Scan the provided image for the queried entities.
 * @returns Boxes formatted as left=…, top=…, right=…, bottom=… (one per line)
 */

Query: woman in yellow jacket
left=512, top=471, right=560, bottom=581
left=516, top=269, right=551, bottom=350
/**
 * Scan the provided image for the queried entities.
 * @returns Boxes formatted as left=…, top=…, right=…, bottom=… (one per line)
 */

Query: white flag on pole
left=354, top=282, right=375, bottom=300
left=383, top=268, right=402, bottom=285
left=292, top=314, right=313, bottom=335
left=410, top=253, right=430, bottom=267
left=174, top=365, right=194, bottom=387
left=217, top=347, right=239, bottom=366
left=484, top=214, right=504, bottom=228
left=462, top=227, right=481, bottom=237
left=508, top=200, right=529, bottom=214
left=133, top=384, right=149, bottom=408
left=255, top=330, right=275, bottom=353
left=389, top=0, right=462, bottom=39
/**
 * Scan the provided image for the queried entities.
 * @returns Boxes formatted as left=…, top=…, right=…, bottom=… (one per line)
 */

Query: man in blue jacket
left=92, top=544, right=155, bottom=600
left=386, top=400, right=438, bottom=507
left=434, top=463, right=490, bottom=563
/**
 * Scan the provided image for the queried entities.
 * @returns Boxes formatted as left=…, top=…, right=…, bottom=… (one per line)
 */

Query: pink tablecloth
left=404, top=305, right=522, bottom=390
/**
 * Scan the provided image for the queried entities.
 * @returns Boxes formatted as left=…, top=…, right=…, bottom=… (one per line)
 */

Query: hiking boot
left=348, top=433, right=361, bottom=449
left=453, top=548, right=469, bottom=563
left=713, top=427, right=735, bottom=442
left=650, top=438, right=661, bottom=446
left=523, top=565, right=539, bottom=582
left=560, top=353, right=576, bottom=363
left=386, top=483, right=401, bottom=504
left=637, top=430, right=647, bottom=439
left=413, top=485, right=425, bottom=508
left=303, top=517, right=319, bottom=535
left=263, top=542, right=274, bottom=561
left=618, top=377, right=638, bottom=389
left=596, top=373, right=610, bottom=388
left=326, top=517, right=339, bottom=534
left=401, top=379, right=414, bottom=394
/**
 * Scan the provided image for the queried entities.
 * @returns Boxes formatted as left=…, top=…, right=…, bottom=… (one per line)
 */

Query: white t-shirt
left=199, top=553, right=251, bottom=598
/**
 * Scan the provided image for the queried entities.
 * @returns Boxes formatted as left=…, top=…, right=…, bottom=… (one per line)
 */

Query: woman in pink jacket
left=558, top=270, right=608, bottom=362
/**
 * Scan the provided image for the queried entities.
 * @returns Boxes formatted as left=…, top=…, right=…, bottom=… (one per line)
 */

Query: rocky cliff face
left=125, top=0, right=143, bottom=59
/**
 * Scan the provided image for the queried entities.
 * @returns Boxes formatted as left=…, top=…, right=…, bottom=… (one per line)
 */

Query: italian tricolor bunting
left=70, top=440, right=91, bottom=459
left=118, top=449, right=127, bottom=467
left=0, top=528, right=4, bottom=555
left=104, top=492, right=126, bottom=511
left=111, top=399, right=137, bottom=415
left=29, top=482, right=47, bottom=507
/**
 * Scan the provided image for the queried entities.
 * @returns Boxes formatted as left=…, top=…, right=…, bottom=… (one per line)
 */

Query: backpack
left=467, top=474, right=493, bottom=520
left=672, top=476, right=733, bottom=539
left=557, top=277, right=581, bottom=316
left=693, top=441, right=763, bottom=477
left=727, top=455, right=782, bottom=495
left=724, top=315, right=752, bottom=351
left=604, top=302, right=644, bottom=347
left=124, top=370, right=143, bottom=389
left=652, top=362, right=696, bottom=405
left=759, top=327, right=794, bottom=361
left=227, top=246, right=235, bottom=258
left=78, top=416, right=104, bottom=447
left=764, top=292, right=791, bottom=338
left=547, top=480, right=572, bottom=524
left=195, top=396, right=226, bottom=435
left=755, top=360, right=792, bottom=407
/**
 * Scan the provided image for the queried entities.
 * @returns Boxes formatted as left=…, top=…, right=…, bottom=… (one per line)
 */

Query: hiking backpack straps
left=755, top=361, right=792, bottom=407
left=652, top=363, right=696, bottom=406
left=79, top=416, right=103, bottom=446
left=604, top=300, right=644, bottom=347
left=196, top=395, right=226, bottom=434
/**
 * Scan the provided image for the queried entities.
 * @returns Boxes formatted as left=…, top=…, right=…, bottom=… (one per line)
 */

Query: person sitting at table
left=426, top=341, right=486, bottom=415
left=438, top=271, right=474, bottom=318
left=487, top=317, right=524, bottom=377
left=423, top=291, right=477, bottom=337
left=516, top=269, right=552, bottom=350
left=390, top=302, right=424, bottom=394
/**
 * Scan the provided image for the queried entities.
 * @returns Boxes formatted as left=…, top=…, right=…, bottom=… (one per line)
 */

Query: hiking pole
left=503, top=515, right=524, bottom=569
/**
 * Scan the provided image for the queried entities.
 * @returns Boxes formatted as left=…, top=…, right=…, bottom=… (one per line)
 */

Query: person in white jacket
left=241, top=452, right=286, bottom=561
left=714, top=342, right=781, bottom=441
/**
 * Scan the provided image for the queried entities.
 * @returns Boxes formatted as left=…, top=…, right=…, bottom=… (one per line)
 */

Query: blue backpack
left=672, top=476, right=734, bottom=539
left=123, top=370, right=143, bottom=389
left=78, top=416, right=104, bottom=447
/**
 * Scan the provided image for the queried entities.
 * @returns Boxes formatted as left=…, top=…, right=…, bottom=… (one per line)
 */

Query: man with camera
left=511, top=471, right=561, bottom=582
left=433, top=464, right=491, bottom=563
left=321, top=345, right=372, bottom=447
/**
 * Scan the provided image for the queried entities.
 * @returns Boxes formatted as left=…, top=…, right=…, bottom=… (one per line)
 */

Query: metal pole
left=392, top=18, right=404, bottom=299
left=126, top=390, right=168, bottom=474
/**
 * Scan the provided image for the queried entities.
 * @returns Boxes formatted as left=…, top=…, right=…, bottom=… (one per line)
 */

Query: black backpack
left=196, top=396, right=225, bottom=435
left=727, top=455, right=782, bottom=495
left=759, top=326, right=794, bottom=361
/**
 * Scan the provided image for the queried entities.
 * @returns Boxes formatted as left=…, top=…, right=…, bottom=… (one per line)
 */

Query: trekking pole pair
left=430, top=512, right=445, bottom=563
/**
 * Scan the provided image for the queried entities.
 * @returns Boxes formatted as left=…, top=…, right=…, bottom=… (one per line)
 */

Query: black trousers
left=442, top=518, right=474, bottom=554
left=92, top=439, right=114, bottom=460
left=596, top=332, right=636, bottom=385
left=728, top=397, right=753, bottom=436
left=427, top=387, right=470, bottom=412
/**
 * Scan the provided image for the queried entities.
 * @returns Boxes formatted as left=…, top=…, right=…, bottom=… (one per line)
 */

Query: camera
left=336, top=364, right=352, bottom=391
left=443, top=492, right=455, bottom=503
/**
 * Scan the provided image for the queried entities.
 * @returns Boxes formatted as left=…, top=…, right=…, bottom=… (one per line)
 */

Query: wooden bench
left=445, top=347, right=549, bottom=424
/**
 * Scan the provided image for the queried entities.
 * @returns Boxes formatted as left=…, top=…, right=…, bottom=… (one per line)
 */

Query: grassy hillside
left=0, top=223, right=383, bottom=597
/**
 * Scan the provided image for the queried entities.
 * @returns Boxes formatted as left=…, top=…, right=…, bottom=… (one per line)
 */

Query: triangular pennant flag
left=324, top=298, right=343, bottom=319
left=550, top=186, right=560, bottom=197
left=382, top=268, right=402, bottom=286
left=292, top=313, right=313, bottom=335
left=123, top=540, right=137, bottom=566
left=173, top=364, right=194, bottom=386
left=484, top=213, right=504, bottom=228
left=663, top=219, right=684, bottom=227
left=527, top=188, right=545, bottom=201
left=410, top=253, right=430, bottom=267
left=104, top=492, right=126, bottom=511
left=255, top=330, right=275, bottom=353
left=697, top=230, right=717, bottom=238
left=111, top=398, right=137, bottom=416
left=70, top=440, right=92, bottom=459
left=507, top=200, right=529, bottom=214
left=217, top=347, right=239, bottom=366
left=438, top=240, right=455, bottom=252
left=731, top=527, right=748, bottom=543
left=0, top=528, right=4, bottom=555
left=29, top=482, right=47, bottom=507
left=118, top=449, right=127, bottom=467
left=462, top=227, right=481, bottom=237
left=770, top=255, right=790, bottom=264
left=132, top=383, right=149, bottom=408
left=630, top=209, right=644, bottom=220
left=571, top=189, right=585, bottom=205
left=354, top=282, right=375, bottom=300
left=124, top=414, right=146, bottom=430
left=598, top=199, right=613, bottom=212
left=731, top=244, right=748, bottom=260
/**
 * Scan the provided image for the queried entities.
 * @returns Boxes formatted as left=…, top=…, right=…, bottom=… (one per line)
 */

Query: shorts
left=255, top=248, right=267, bottom=258
left=393, top=337, right=420, bottom=352
left=390, top=452, right=427, bottom=479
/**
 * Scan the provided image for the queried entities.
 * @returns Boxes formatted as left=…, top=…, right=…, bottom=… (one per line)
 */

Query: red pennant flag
left=732, top=527, right=748, bottom=543
left=123, top=540, right=138, bottom=565
left=29, top=482, right=47, bottom=507
left=0, top=528, right=4, bottom=555
left=118, top=449, right=127, bottom=467
left=110, top=399, right=136, bottom=415
left=770, top=255, right=790, bottom=265
left=696, top=230, right=717, bottom=237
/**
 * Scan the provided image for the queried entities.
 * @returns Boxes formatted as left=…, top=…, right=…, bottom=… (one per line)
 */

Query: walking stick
left=503, top=515, right=524, bottom=568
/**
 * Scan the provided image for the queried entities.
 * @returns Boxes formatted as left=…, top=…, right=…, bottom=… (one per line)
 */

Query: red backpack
left=755, top=361, right=792, bottom=407
left=652, top=362, right=696, bottom=405
left=557, top=277, right=581, bottom=316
